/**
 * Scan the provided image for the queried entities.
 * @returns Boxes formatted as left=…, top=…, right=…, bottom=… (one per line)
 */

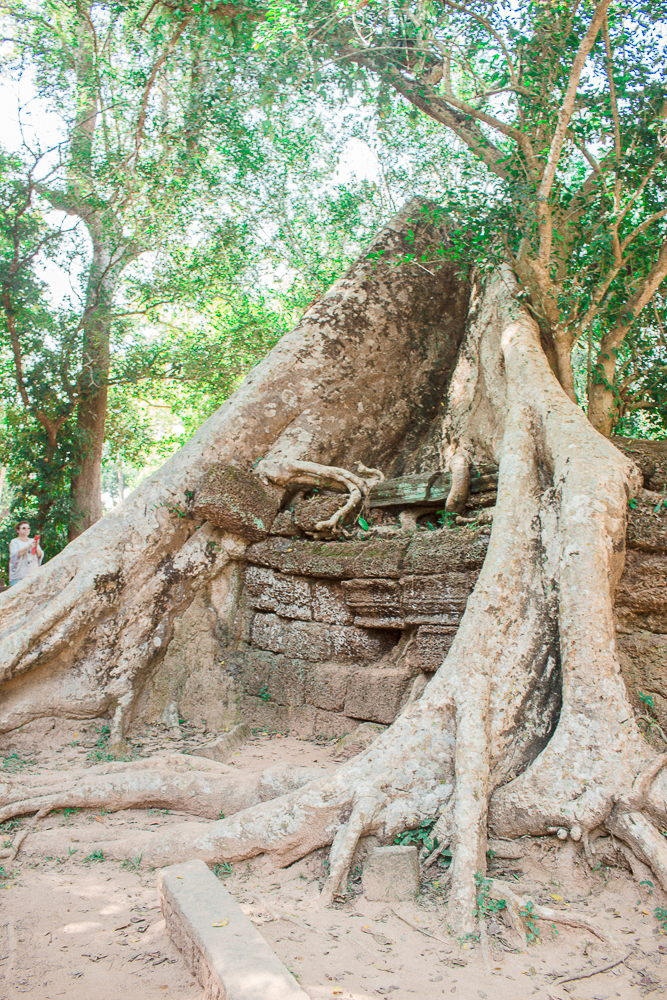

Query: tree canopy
left=0, top=0, right=666, bottom=561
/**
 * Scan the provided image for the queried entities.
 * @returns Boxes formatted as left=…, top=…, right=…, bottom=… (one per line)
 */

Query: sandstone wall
left=140, top=442, right=667, bottom=742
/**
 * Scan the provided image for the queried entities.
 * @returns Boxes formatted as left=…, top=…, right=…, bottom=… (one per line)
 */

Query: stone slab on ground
left=362, top=844, right=420, bottom=901
left=159, top=859, right=311, bottom=1000
left=190, top=723, right=250, bottom=763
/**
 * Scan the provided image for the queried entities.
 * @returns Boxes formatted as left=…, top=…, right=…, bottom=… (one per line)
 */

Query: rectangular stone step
left=159, top=859, right=311, bottom=1000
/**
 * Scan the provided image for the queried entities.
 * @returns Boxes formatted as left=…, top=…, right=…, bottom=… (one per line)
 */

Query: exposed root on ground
left=1, top=755, right=323, bottom=837
left=489, top=879, right=617, bottom=947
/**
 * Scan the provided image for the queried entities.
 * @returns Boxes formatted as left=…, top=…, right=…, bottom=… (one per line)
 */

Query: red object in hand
left=32, top=533, right=40, bottom=555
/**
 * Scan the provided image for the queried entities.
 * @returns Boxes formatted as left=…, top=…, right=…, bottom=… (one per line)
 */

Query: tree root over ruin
left=4, top=271, right=667, bottom=937
left=256, top=458, right=383, bottom=534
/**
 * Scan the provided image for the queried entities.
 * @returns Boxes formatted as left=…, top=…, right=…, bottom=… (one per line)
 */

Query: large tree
left=265, top=0, right=666, bottom=433
left=2, top=0, right=667, bottom=940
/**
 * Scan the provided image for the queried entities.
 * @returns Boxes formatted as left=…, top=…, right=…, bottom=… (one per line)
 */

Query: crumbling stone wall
left=140, top=440, right=667, bottom=742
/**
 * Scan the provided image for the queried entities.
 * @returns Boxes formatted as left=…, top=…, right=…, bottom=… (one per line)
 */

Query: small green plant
left=520, top=899, right=540, bottom=942
left=2, top=751, right=37, bottom=772
left=474, top=873, right=506, bottom=921
left=357, top=516, right=370, bottom=531
left=640, top=879, right=655, bottom=895
left=258, top=684, right=270, bottom=702
left=219, top=810, right=225, bottom=819
left=84, top=850, right=105, bottom=863
left=0, top=865, right=9, bottom=879
left=437, top=509, right=459, bottom=529
left=87, top=723, right=120, bottom=763
left=639, top=692, right=656, bottom=712
left=120, top=855, right=143, bottom=873
left=655, top=906, right=667, bottom=933
left=395, top=819, right=438, bottom=853
left=214, top=861, right=233, bottom=879
left=629, top=497, right=638, bottom=509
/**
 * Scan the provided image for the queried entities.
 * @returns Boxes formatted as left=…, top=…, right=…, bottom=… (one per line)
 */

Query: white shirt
left=9, top=536, right=43, bottom=583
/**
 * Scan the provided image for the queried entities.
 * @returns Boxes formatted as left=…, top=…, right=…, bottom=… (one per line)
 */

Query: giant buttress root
left=14, top=269, right=667, bottom=937
left=0, top=200, right=469, bottom=740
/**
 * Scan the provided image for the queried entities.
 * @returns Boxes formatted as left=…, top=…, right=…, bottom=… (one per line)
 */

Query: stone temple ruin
left=137, top=437, right=667, bottom=745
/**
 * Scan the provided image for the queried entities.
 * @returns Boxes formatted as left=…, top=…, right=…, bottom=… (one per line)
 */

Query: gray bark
left=0, top=199, right=468, bottom=740
left=4, top=213, right=667, bottom=938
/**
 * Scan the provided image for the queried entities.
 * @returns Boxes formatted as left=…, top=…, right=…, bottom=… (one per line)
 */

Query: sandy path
left=1, top=720, right=666, bottom=999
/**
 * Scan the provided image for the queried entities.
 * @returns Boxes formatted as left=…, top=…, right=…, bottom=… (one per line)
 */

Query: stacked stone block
left=229, top=528, right=488, bottom=733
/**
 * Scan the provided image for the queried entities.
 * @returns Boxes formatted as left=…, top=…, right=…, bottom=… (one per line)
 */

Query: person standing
left=9, top=521, right=44, bottom=586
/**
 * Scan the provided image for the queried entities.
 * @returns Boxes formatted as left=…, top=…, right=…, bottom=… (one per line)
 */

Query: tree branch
left=536, top=0, right=611, bottom=269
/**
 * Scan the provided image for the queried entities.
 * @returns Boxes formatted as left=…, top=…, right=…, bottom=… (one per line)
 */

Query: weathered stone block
left=368, top=465, right=498, bottom=508
left=615, top=436, right=667, bottom=492
left=293, top=494, right=346, bottom=533
left=342, top=578, right=403, bottom=626
left=626, top=490, right=667, bottom=554
left=241, top=695, right=292, bottom=731
left=328, top=624, right=396, bottom=662
left=251, top=614, right=395, bottom=663
left=268, top=656, right=308, bottom=706
left=400, top=573, right=473, bottom=617
left=312, top=579, right=355, bottom=625
left=250, top=614, right=285, bottom=655
left=236, top=648, right=276, bottom=695
left=309, top=709, right=358, bottom=738
left=403, top=528, right=488, bottom=575
left=406, top=625, right=457, bottom=673
left=246, top=536, right=409, bottom=579
left=245, top=566, right=312, bottom=620
left=193, top=464, right=282, bottom=541
left=344, top=664, right=417, bottom=724
left=306, top=662, right=352, bottom=712
left=280, top=619, right=333, bottom=661
left=618, top=632, right=667, bottom=731
left=615, top=550, right=667, bottom=632
left=362, top=845, right=419, bottom=902
left=191, top=723, right=250, bottom=763
left=269, top=508, right=298, bottom=537
left=160, top=860, right=311, bottom=1000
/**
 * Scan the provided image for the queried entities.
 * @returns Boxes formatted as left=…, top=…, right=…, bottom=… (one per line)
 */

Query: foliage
left=0, top=0, right=469, bottom=553
left=520, top=899, right=540, bottom=942
left=1, top=0, right=666, bottom=560
left=473, top=872, right=506, bottom=921
left=395, top=818, right=439, bottom=853
left=258, top=0, right=667, bottom=429
left=84, top=849, right=105, bottom=862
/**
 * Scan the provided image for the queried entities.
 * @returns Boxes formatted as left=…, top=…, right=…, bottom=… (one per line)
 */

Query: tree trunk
left=69, top=384, right=108, bottom=537
left=0, top=199, right=468, bottom=739
left=68, top=234, right=120, bottom=540
left=2, top=204, right=665, bottom=937
left=588, top=349, right=617, bottom=436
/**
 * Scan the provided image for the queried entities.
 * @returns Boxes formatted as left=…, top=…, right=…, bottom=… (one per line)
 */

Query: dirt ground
left=1, top=720, right=666, bottom=1000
